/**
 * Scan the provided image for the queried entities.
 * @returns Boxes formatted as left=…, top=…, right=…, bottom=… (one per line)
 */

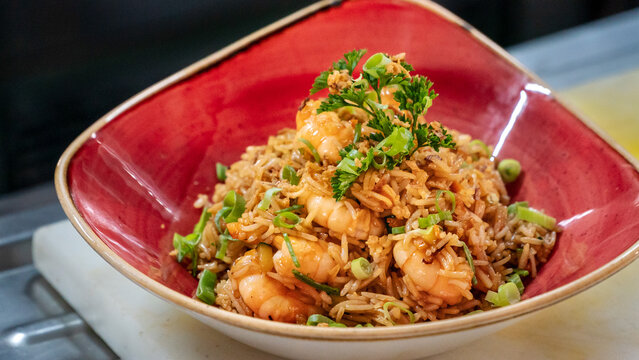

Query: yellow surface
left=560, top=68, right=639, bottom=158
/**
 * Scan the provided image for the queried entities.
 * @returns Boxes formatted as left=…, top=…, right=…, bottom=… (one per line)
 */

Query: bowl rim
left=55, top=0, right=639, bottom=341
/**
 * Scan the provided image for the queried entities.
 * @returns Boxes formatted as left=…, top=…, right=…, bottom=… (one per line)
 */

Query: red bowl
left=55, top=0, right=639, bottom=358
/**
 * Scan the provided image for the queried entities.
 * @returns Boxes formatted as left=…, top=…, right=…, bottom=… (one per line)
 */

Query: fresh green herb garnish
left=312, top=50, right=456, bottom=200
left=462, top=242, right=478, bottom=285
left=310, top=49, right=368, bottom=95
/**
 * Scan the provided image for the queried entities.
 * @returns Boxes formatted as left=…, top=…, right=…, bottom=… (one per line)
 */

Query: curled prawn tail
left=231, top=250, right=321, bottom=323
left=300, top=194, right=385, bottom=240
left=272, top=235, right=338, bottom=284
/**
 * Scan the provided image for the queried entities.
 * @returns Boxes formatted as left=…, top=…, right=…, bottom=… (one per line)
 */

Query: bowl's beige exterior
left=55, top=0, right=639, bottom=358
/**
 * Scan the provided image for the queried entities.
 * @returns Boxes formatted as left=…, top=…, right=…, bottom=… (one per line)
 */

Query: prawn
left=298, top=191, right=385, bottom=240
left=296, top=100, right=354, bottom=164
left=272, top=234, right=339, bottom=283
left=231, top=249, right=321, bottom=323
left=392, top=228, right=472, bottom=305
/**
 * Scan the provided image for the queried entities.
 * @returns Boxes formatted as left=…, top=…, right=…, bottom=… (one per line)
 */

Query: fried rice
left=170, top=50, right=559, bottom=327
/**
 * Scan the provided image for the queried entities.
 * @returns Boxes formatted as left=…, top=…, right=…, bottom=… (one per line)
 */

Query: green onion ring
left=382, top=302, right=415, bottom=325
left=273, top=211, right=301, bottom=229
left=435, top=190, right=456, bottom=213
left=350, top=257, right=373, bottom=280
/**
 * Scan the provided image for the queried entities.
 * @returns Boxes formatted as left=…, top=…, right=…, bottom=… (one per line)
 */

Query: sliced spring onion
left=391, top=226, right=405, bottom=234
left=372, top=152, right=387, bottom=169
left=173, top=233, right=199, bottom=263
left=486, top=282, right=521, bottom=307
left=306, top=314, right=347, bottom=328
left=257, top=242, right=274, bottom=273
left=222, top=191, right=246, bottom=224
left=281, top=165, right=300, bottom=185
left=351, top=257, right=373, bottom=280
left=506, top=273, right=525, bottom=294
left=257, top=188, right=282, bottom=211
left=469, top=139, right=491, bottom=157
left=292, top=269, right=340, bottom=295
left=298, top=138, right=321, bottom=163
left=435, top=190, right=456, bottom=213
left=215, top=232, right=232, bottom=261
left=353, top=123, right=362, bottom=144
left=507, top=201, right=529, bottom=215
left=216, top=163, right=227, bottom=181
left=516, top=207, right=556, bottom=230
left=485, top=290, right=501, bottom=306
left=498, top=158, right=521, bottom=183
left=417, top=211, right=452, bottom=228
left=500, top=282, right=521, bottom=305
left=512, top=268, right=530, bottom=277
left=283, top=233, right=300, bottom=268
left=355, top=323, right=375, bottom=328
left=382, top=302, right=416, bottom=325
left=363, top=53, right=391, bottom=79
left=214, top=207, right=231, bottom=232
left=193, top=207, right=212, bottom=236
left=196, top=269, right=218, bottom=305
left=462, top=243, right=478, bottom=285
left=273, top=212, right=301, bottom=229
left=275, top=204, right=304, bottom=214
left=173, top=207, right=211, bottom=275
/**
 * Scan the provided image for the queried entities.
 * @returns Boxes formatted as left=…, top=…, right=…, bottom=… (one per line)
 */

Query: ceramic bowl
left=55, top=0, right=639, bottom=359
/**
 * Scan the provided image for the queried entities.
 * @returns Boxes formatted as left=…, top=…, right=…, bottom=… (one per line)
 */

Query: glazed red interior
left=68, top=0, right=639, bottom=298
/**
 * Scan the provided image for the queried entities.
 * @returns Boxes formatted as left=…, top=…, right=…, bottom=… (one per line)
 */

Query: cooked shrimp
left=393, top=229, right=472, bottom=305
left=272, top=235, right=339, bottom=283
left=296, top=100, right=354, bottom=164
left=231, top=249, right=321, bottom=323
left=298, top=192, right=385, bottom=240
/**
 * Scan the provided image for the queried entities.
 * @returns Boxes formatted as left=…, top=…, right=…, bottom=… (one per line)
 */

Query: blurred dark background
left=1, top=0, right=638, bottom=195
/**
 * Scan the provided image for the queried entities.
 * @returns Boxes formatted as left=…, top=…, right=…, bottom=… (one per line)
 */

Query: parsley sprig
left=309, top=50, right=456, bottom=200
left=310, top=49, right=367, bottom=95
